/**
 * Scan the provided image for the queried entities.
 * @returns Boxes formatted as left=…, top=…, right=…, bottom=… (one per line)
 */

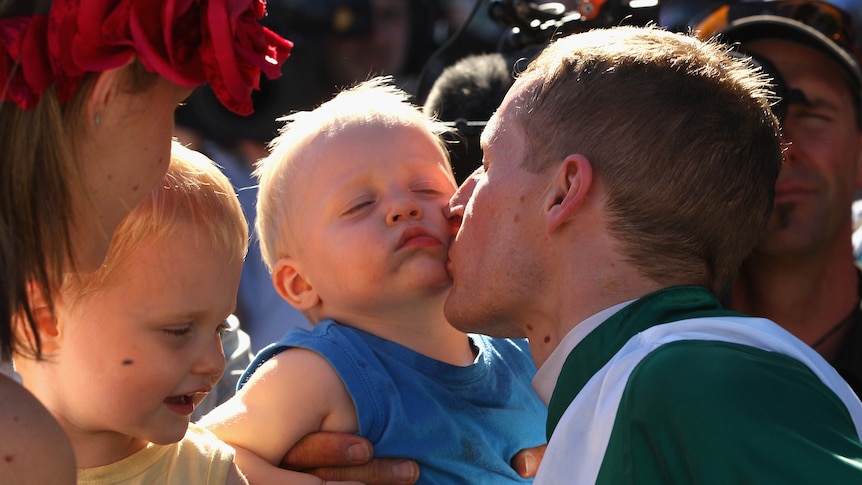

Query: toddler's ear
left=15, top=284, right=62, bottom=355
left=272, top=258, right=320, bottom=312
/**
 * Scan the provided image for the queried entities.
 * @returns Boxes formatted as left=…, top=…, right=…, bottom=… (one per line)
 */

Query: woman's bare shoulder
left=0, top=373, right=76, bottom=484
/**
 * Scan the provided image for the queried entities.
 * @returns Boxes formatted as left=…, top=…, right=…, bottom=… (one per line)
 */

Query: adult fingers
left=510, top=443, right=547, bottom=478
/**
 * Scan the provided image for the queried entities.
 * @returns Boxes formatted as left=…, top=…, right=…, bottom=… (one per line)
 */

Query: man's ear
left=272, top=258, right=320, bottom=312
left=545, top=153, right=593, bottom=234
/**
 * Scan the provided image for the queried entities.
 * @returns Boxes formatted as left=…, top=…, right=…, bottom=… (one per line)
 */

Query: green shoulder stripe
left=546, top=286, right=742, bottom=438
left=596, top=340, right=862, bottom=484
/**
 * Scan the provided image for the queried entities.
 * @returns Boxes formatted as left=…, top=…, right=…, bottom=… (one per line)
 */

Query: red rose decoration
left=66, top=0, right=136, bottom=72
left=199, top=0, right=293, bottom=115
left=127, top=0, right=207, bottom=87
left=2, top=0, right=292, bottom=114
left=0, top=15, right=52, bottom=109
left=48, top=0, right=90, bottom=103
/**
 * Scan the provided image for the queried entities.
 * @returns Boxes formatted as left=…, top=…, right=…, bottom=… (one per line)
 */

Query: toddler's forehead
left=316, top=119, right=442, bottom=160
left=285, top=119, right=452, bottom=195
left=329, top=118, right=433, bottom=142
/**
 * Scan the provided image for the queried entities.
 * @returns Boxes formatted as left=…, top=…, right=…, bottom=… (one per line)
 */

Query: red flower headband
left=0, top=0, right=293, bottom=115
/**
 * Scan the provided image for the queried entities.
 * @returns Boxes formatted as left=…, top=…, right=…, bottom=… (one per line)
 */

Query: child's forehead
left=324, top=118, right=434, bottom=143
left=308, top=121, right=441, bottom=162
left=297, top=122, right=449, bottom=183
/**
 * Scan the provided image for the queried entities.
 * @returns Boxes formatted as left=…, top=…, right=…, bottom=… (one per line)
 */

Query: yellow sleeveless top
left=77, top=424, right=236, bottom=484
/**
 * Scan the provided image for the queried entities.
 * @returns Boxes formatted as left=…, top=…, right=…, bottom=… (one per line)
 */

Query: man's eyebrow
left=788, top=76, right=850, bottom=110
left=789, top=90, right=844, bottom=116
left=480, top=110, right=504, bottom=149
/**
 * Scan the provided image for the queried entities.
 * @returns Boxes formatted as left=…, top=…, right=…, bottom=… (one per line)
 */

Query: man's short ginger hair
left=515, top=26, right=783, bottom=294
left=61, top=142, right=249, bottom=307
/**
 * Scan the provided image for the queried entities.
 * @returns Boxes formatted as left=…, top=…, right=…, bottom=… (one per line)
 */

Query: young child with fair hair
left=200, top=77, right=547, bottom=484
left=14, top=143, right=250, bottom=485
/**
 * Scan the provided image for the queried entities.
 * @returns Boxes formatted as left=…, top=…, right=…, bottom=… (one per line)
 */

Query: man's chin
left=443, top=290, right=472, bottom=331
left=444, top=293, right=523, bottom=338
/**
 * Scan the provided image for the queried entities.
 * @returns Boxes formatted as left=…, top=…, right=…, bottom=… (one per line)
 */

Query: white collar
left=532, top=300, right=634, bottom=405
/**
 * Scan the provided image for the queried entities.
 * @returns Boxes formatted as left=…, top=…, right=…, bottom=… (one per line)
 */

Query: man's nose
left=446, top=168, right=481, bottom=227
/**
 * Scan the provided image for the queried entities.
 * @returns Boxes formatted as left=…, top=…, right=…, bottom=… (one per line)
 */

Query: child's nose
left=387, top=195, right=423, bottom=225
left=194, top=336, right=227, bottom=380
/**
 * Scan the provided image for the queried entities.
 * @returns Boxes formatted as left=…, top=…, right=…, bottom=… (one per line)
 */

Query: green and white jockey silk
left=536, top=286, right=862, bottom=484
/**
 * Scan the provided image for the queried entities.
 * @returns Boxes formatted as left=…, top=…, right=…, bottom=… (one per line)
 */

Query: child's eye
left=342, top=198, right=375, bottom=216
left=347, top=201, right=373, bottom=212
left=412, top=182, right=444, bottom=195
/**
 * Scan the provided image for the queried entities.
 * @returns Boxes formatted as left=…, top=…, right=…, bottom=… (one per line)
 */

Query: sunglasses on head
left=692, top=0, right=859, bottom=55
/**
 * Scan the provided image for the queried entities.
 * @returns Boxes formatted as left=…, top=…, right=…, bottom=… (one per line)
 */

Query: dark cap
left=720, top=14, right=862, bottom=93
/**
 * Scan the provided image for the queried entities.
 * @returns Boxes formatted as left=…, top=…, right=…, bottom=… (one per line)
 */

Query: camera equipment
left=416, top=1, right=662, bottom=181
left=488, top=0, right=662, bottom=49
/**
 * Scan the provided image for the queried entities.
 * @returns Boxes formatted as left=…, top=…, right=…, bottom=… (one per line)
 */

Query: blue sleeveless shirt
left=240, top=320, right=547, bottom=484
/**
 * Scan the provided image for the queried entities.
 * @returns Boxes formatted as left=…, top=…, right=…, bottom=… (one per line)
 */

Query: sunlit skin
left=272, top=117, right=549, bottom=483
left=444, top=76, right=558, bottom=351
left=445, top=74, right=659, bottom=368
left=284, top=122, right=459, bottom=338
left=20, top=222, right=241, bottom=469
left=732, top=40, right=862, bottom=353
left=0, top=63, right=200, bottom=485
left=72, top=72, right=193, bottom=272
left=201, top=121, right=479, bottom=484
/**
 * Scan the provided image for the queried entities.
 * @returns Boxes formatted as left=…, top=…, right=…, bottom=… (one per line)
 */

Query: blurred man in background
left=683, top=0, right=862, bottom=395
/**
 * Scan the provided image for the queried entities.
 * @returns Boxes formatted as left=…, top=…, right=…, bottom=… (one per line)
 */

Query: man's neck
left=524, top=268, right=666, bottom=368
